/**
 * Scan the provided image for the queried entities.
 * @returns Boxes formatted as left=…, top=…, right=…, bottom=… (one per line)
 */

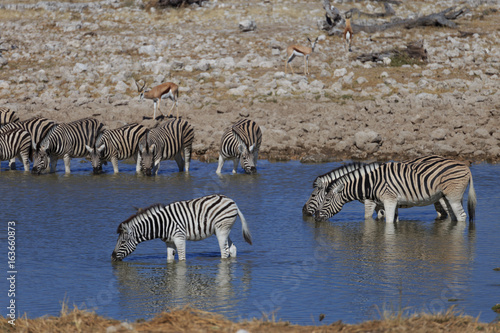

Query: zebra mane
left=116, top=203, right=165, bottom=233
left=325, top=162, right=381, bottom=192
left=313, top=162, right=367, bottom=188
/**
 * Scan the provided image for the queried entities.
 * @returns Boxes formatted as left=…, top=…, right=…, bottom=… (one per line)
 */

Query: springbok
left=285, top=37, right=319, bottom=76
left=135, top=80, right=179, bottom=119
left=343, top=11, right=353, bottom=52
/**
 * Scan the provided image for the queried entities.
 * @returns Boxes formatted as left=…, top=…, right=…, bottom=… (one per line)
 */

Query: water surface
left=1, top=159, right=499, bottom=325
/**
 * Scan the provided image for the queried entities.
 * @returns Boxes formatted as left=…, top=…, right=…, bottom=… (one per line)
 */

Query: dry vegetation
left=1, top=306, right=499, bottom=333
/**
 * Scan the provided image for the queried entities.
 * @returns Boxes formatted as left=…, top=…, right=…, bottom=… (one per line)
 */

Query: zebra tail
left=467, top=175, right=477, bottom=224
left=236, top=206, right=252, bottom=245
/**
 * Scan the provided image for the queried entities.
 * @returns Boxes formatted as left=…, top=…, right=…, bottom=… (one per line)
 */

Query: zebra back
left=0, top=116, right=56, bottom=149
left=313, top=162, right=369, bottom=189
left=0, top=128, right=31, bottom=161
left=231, top=119, right=262, bottom=151
left=42, top=117, right=104, bottom=157
left=97, top=123, right=147, bottom=160
left=0, top=107, right=19, bottom=127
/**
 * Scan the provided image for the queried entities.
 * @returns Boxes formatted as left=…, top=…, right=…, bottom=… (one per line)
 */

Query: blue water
left=0, top=159, right=499, bottom=325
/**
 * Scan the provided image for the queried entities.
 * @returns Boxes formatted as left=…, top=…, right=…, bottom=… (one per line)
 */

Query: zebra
left=0, top=128, right=31, bottom=171
left=315, top=159, right=477, bottom=227
left=137, top=118, right=194, bottom=176
left=216, top=119, right=262, bottom=174
left=85, top=123, right=148, bottom=174
left=32, top=117, right=104, bottom=174
left=303, top=162, right=369, bottom=216
left=304, top=156, right=455, bottom=220
left=0, top=107, right=19, bottom=127
left=0, top=116, right=56, bottom=170
left=111, top=194, right=252, bottom=261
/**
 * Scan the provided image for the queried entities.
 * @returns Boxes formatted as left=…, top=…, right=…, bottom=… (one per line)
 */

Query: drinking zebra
left=315, top=159, right=476, bottom=226
left=111, top=194, right=252, bottom=261
left=0, top=107, right=19, bottom=127
left=216, top=119, right=262, bottom=174
left=0, top=116, right=55, bottom=170
left=86, top=123, right=148, bottom=174
left=0, top=128, right=31, bottom=171
left=303, top=155, right=453, bottom=220
left=137, top=118, right=194, bottom=176
left=32, top=117, right=104, bottom=174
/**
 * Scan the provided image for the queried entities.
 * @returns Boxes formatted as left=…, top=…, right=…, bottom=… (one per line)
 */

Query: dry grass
left=1, top=306, right=499, bottom=333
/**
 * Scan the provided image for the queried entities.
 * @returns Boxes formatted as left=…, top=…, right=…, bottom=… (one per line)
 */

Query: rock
left=0, top=81, right=10, bottom=89
left=354, top=130, right=382, bottom=153
left=139, top=45, right=155, bottom=55
left=430, top=128, right=447, bottom=140
left=239, top=19, right=256, bottom=32
left=115, top=81, right=129, bottom=93
left=73, top=63, right=88, bottom=73
left=0, top=56, right=7, bottom=67
left=334, top=68, right=347, bottom=77
left=195, top=59, right=211, bottom=71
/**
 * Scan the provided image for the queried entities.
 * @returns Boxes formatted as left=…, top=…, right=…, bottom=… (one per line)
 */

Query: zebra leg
left=9, top=158, right=16, bottom=170
left=364, top=199, right=377, bottom=219
left=216, top=229, right=231, bottom=259
left=63, top=154, right=71, bottom=174
left=172, top=237, right=186, bottom=261
left=111, top=157, right=119, bottom=174
left=184, top=146, right=191, bottom=172
left=434, top=198, right=449, bottom=219
left=216, top=155, right=225, bottom=174
left=382, top=201, right=398, bottom=223
left=228, top=237, right=237, bottom=258
left=165, top=241, right=177, bottom=261
left=135, top=152, right=142, bottom=174
left=174, top=152, right=184, bottom=172
left=19, top=153, right=30, bottom=172
left=232, top=158, right=238, bottom=174
left=447, top=198, right=467, bottom=222
left=50, top=156, right=58, bottom=173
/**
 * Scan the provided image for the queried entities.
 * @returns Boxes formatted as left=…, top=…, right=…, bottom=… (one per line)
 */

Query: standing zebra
left=137, top=118, right=194, bottom=176
left=111, top=194, right=252, bottom=261
left=86, top=123, right=148, bottom=174
left=216, top=119, right=262, bottom=174
left=0, top=107, right=19, bottom=127
left=315, top=159, right=476, bottom=227
left=0, top=116, right=55, bottom=170
left=303, top=155, right=453, bottom=220
left=0, top=128, right=31, bottom=171
left=32, top=117, right=104, bottom=174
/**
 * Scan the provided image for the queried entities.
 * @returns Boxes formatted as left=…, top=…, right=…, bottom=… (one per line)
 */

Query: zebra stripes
left=0, top=116, right=55, bottom=170
left=0, top=128, right=31, bottom=171
left=138, top=118, right=194, bottom=176
left=216, top=119, right=262, bottom=174
left=32, top=117, right=104, bottom=174
left=0, top=107, right=19, bottom=127
left=111, top=194, right=252, bottom=261
left=315, top=158, right=476, bottom=226
left=86, top=123, right=148, bottom=174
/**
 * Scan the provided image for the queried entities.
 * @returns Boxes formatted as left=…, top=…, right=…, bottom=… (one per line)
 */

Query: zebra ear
left=85, top=145, right=93, bottom=154
left=149, top=144, right=156, bottom=152
left=97, top=144, right=106, bottom=153
left=238, top=143, right=245, bottom=154
left=249, top=144, right=254, bottom=153
left=334, top=183, right=344, bottom=193
left=139, top=143, right=145, bottom=153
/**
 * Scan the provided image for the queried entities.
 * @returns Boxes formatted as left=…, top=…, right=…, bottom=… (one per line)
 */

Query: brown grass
left=1, top=306, right=499, bottom=333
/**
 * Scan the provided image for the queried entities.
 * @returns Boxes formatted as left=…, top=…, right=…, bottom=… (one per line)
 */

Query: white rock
left=0, top=81, right=10, bottom=89
left=239, top=19, right=256, bottom=32
left=115, top=81, right=129, bottom=92
left=139, top=45, right=156, bottom=56
left=73, top=63, right=88, bottom=73
left=334, top=68, right=347, bottom=77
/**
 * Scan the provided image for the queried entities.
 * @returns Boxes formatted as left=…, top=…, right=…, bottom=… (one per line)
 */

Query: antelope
left=285, top=37, right=319, bottom=76
left=343, top=11, right=353, bottom=52
left=135, top=80, right=179, bottom=119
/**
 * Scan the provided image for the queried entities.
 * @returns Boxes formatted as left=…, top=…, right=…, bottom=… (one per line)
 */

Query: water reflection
left=305, top=216, right=476, bottom=315
left=112, top=258, right=251, bottom=317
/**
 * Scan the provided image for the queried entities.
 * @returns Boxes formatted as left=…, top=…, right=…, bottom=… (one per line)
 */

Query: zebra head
left=85, top=144, right=106, bottom=174
left=111, top=223, right=137, bottom=261
left=303, top=186, right=327, bottom=216
left=237, top=143, right=257, bottom=174
left=315, top=182, right=345, bottom=221
left=31, top=143, right=49, bottom=175
left=138, top=141, right=156, bottom=176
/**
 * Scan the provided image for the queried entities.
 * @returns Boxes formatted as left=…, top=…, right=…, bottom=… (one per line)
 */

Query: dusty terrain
left=0, top=0, right=500, bottom=164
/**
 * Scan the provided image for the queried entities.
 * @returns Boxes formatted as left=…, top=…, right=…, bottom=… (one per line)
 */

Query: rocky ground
left=0, top=0, right=499, bottom=164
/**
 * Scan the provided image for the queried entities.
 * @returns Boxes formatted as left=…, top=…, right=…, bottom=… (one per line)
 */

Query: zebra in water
left=0, top=107, right=19, bottom=127
left=315, top=159, right=476, bottom=227
left=111, top=194, right=252, bottom=261
left=32, top=117, right=104, bottom=174
left=86, top=123, right=148, bottom=174
left=0, top=116, right=55, bottom=170
left=216, top=119, right=262, bottom=174
left=0, top=128, right=31, bottom=171
left=303, top=156, right=454, bottom=220
left=137, top=118, right=194, bottom=176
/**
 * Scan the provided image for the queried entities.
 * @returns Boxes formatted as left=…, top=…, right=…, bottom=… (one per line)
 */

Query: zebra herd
left=0, top=107, right=477, bottom=262
left=0, top=107, right=261, bottom=176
